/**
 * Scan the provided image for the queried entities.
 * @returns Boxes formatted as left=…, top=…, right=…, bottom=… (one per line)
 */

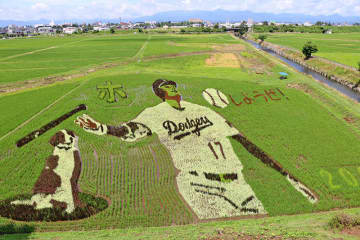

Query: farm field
left=0, top=33, right=360, bottom=235
left=0, top=34, right=150, bottom=85
left=2, top=207, right=360, bottom=239
left=261, top=32, right=360, bottom=68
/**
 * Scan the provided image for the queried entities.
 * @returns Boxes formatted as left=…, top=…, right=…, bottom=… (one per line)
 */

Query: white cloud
left=31, top=2, right=49, bottom=10
left=0, top=0, right=359, bottom=21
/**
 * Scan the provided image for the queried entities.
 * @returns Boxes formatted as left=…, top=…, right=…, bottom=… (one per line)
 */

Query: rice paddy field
left=0, top=33, right=360, bottom=237
left=261, top=32, right=360, bottom=68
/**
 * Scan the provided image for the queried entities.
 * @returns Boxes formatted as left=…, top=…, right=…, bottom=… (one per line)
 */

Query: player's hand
left=74, top=114, right=107, bottom=135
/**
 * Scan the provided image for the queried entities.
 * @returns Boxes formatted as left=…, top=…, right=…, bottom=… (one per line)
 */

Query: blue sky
left=0, top=0, right=359, bottom=20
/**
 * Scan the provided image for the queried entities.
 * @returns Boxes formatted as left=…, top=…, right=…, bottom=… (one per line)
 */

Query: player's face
left=160, top=84, right=181, bottom=97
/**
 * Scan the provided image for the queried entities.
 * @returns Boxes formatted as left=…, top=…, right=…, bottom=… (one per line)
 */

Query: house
left=192, top=23, right=201, bottom=27
left=24, top=26, right=35, bottom=35
left=247, top=19, right=254, bottom=27
left=63, top=27, right=78, bottom=34
left=219, top=22, right=232, bottom=29
left=189, top=18, right=203, bottom=23
left=7, top=25, right=17, bottom=34
left=303, top=22, right=313, bottom=26
left=118, top=22, right=131, bottom=29
left=37, top=26, right=54, bottom=34
left=171, top=26, right=188, bottom=29
left=93, top=25, right=110, bottom=31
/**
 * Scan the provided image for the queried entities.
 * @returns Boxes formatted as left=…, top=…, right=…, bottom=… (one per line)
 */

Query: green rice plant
left=0, top=33, right=360, bottom=232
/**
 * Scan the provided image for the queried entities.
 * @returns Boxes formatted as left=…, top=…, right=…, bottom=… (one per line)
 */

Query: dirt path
left=0, top=38, right=231, bottom=94
left=132, top=35, right=151, bottom=62
left=0, top=46, right=58, bottom=61
left=0, top=38, right=89, bottom=62
left=143, top=50, right=215, bottom=61
left=0, top=36, right=154, bottom=142
left=0, top=78, right=89, bottom=143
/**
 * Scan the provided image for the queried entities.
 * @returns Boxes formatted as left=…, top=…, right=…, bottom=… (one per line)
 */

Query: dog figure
left=11, top=130, right=82, bottom=214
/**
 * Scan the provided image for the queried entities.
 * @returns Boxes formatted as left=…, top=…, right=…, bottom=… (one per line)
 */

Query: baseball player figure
left=75, top=79, right=267, bottom=219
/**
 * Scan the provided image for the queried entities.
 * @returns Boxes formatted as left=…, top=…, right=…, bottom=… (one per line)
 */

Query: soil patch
left=144, top=51, right=214, bottom=61
left=212, top=44, right=246, bottom=51
left=341, top=226, right=360, bottom=238
left=0, top=61, right=127, bottom=94
left=206, top=53, right=240, bottom=68
left=286, top=83, right=313, bottom=94
left=0, top=192, right=108, bottom=222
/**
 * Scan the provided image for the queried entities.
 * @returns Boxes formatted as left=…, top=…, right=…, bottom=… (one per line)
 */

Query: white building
left=63, top=27, right=78, bottom=34
left=171, top=26, right=188, bottom=29
left=7, top=25, right=17, bottom=34
left=192, top=23, right=201, bottom=27
left=303, top=22, right=313, bottom=26
left=219, top=22, right=232, bottom=29
left=37, top=26, right=54, bottom=34
left=93, top=26, right=110, bottom=31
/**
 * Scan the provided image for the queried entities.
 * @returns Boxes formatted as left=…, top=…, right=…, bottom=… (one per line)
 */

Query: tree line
left=253, top=25, right=360, bottom=33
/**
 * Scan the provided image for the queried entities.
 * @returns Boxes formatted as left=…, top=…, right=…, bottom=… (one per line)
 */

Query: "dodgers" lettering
left=162, top=116, right=213, bottom=140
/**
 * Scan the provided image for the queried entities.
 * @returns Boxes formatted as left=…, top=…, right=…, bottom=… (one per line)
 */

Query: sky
left=0, top=0, right=359, bottom=21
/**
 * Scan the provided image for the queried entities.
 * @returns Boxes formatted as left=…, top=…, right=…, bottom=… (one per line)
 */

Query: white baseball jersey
left=131, top=101, right=266, bottom=218
left=132, top=101, right=241, bottom=172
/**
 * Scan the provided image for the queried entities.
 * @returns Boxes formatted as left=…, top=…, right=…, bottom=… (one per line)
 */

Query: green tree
left=238, top=22, right=248, bottom=37
left=214, top=23, right=219, bottom=29
left=357, top=61, right=360, bottom=71
left=302, top=41, right=318, bottom=60
left=180, top=28, right=186, bottom=33
left=110, top=28, right=115, bottom=34
left=257, top=34, right=267, bottom=43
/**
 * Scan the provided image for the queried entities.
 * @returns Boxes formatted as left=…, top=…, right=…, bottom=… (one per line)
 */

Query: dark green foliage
left=302, top=41, right=318, bottom=59
left=328, top=214, right=360, bottom=230
left=254, top=25, right=360, bottom=33
left=0, top=222, right=35, bottom=235
left=357, top=61, right=360, bottom=71
left=257, top=34, right=267, bottom=43
left=110, top=28, right=115, bottom=34
left=238, top=22, right=249, bottom=36
left=0, top=193, right=108, bottom=222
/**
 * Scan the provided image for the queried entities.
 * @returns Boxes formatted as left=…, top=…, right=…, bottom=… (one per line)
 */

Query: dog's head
left=50, top=130, right=77, bottom=150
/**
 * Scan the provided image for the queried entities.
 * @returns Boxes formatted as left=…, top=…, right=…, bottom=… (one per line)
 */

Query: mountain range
left=1, top=9, right=359, bottom=27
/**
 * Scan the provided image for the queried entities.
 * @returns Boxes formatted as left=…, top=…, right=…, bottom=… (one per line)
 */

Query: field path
left=0, top=78, right=89, bottom=143
left=132, top=35, right=151, bottom=62
left=0, top=46, right=58, bottom=61
left=0, top=36, right=153, bottom=141
left=143, top=51, right=215, bottom=61
left=0, top=38, right=89, bottom=62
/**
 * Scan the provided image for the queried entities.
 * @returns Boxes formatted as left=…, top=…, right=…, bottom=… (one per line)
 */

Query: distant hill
left=1, top=9, right=359, bottom=27
left=131, top=9, right=360, bottom=24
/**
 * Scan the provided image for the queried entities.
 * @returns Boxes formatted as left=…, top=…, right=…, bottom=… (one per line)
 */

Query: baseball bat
left=16, top=104, right=87, bottom=148
left=232, top=134, right=318, bottom=202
